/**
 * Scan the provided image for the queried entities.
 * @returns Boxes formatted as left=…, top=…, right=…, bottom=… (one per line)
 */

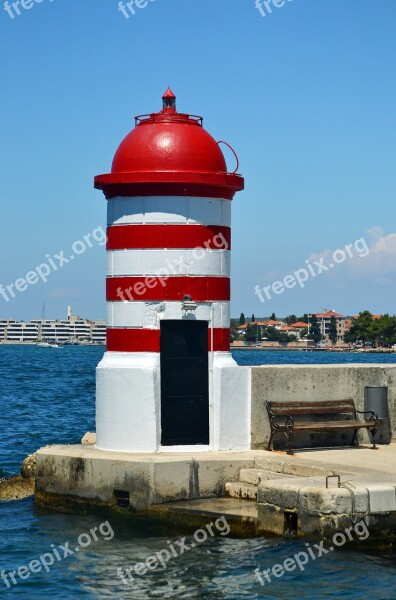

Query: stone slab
left=36, top=445, right=258, bottom=511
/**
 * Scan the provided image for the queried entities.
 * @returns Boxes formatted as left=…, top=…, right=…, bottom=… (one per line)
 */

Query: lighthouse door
left=160, top=320, right=209, bottom=446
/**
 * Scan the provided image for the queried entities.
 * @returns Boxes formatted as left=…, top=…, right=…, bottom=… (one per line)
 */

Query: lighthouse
left=94, top=89, right=251, bottom=453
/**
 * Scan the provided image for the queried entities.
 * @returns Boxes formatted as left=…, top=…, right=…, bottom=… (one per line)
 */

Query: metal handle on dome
left=217, top=141, right=239, bottom=175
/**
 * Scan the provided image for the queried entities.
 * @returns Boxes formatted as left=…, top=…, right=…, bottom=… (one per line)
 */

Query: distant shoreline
left=230, top=346, right=396, bottom=354
left=1, top=341, right=394, bottom=354
left=0, top=341, right=105, bottom=347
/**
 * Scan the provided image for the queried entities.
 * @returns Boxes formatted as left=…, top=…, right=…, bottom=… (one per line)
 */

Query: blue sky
left=1, top=0, right=395, bottom=320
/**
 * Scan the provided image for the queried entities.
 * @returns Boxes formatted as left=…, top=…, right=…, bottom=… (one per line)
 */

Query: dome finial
left=162, top=87, right=176, bottom=110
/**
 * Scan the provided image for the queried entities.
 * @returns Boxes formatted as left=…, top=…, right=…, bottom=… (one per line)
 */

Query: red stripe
left=209, top=328, right=231, bottom=351
left=106, top=328, right=230, bottom=352
left=106, top=276, right=230, bottom=302
left=107, top=329, right=160, bottom=352
left=106, top=225, right=231, bottom=250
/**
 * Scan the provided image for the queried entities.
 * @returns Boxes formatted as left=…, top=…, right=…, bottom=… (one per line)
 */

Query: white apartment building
left=0, top=307, right=106, bottom=344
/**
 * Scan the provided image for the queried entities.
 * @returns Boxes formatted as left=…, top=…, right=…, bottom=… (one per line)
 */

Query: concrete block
left=257, top=479, right=302, bottom=508
left=258, top=477, right=371, bottom=516
left=250, top=364, right=396, bottom=449
left=255, top=457, right=285, bottom=473
left=239, top=469, right=293, bottom=485
left=281, top=463, right=336, bottom=478
left=239, top=469, right=260, bottom=485
left=225, top=482, right=257, bottom=500
left=257, top=503, right=285, bottom=536
left=302, top=487, right=355, bottom=515
left=367, top=485, right=396, bottom=513
left=35, top=445, right=257, bottom=512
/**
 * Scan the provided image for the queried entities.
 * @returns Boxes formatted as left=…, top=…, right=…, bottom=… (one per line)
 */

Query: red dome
left=112, top=118, right=227, bottom=175
left=95, top=90, right=244, bottom=199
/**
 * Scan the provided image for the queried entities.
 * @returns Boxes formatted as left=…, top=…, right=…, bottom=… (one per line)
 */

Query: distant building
left=235, top=319, right=285, bottom=337
left=0, top=307, right=106, bottom=344
left=279, top=325, right=299, bottom=335
left=259, top=320, right=284, bottom=330
left=352, top=314, right=382, bottom=320
left=285, top=321, right=308, bottom=339
left=0, top=320, right=16, bottom=340
left=314, top=310, right=346, bottom=342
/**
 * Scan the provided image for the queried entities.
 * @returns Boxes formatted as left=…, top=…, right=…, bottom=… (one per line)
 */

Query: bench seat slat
left=270, top=401, right=355, bottom=415
left=293, top=420, right=372, bottom=431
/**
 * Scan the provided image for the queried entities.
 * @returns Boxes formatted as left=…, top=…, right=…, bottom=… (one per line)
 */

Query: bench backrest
left=267, top=400, right=356, bottom=416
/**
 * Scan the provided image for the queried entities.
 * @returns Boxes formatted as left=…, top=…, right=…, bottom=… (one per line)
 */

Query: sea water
left=1, top=345, right=395, bottom=599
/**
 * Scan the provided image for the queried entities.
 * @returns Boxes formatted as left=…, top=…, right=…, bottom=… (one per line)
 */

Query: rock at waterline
left=0, top=475, right=35, bottom=501
left=21, top=452, right=37, bottom=478
left=0, top=451, right=38, bottom=501
left=81, top=432, right=96, bottom=445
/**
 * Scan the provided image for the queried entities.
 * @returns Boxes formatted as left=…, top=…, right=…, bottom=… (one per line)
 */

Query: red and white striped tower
left=94, top=90, right=251, bottom=452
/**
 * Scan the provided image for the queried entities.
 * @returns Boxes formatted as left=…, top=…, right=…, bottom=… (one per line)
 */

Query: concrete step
left=239, top=468, right=293, bottom=485
left=225, top=482, right=258, bottom=500
left=254, top=457, right=346, bottom=478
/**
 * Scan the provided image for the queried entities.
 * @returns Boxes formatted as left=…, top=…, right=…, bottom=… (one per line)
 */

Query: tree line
left=345, top=312, right=396, bottom=347
left=233, top=311, right=396, bottom=346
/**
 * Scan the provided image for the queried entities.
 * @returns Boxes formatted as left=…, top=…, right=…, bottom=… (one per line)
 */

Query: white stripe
left=107, top=249, right=231, bottom=277
left=107, top=196, right=231, bottom=227
left=107, top=301, right=230, bottom=329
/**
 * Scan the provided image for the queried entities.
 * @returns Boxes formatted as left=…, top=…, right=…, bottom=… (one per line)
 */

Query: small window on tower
left=162, top=87, right=176, bottom=110
left=163, top=97, right=175, bottom=109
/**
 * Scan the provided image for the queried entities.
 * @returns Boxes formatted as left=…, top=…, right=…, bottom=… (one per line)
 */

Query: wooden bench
left=266, top=400, right=378, bottom=455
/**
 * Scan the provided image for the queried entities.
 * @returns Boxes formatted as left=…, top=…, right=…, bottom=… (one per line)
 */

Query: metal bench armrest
left=272, top=415, right=294, bottom=429
left=266, top=403, right=294, bottom=430
left=355, top=409, right=378, bottom=424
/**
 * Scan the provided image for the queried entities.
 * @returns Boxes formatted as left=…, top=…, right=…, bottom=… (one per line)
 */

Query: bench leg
left=267, top=431, right=274, bottom=451
left=351, top=429, right=358, bottom=447
left=370, top=427, right=378, bottom=450
left=285, top=431, right=294, bottom=455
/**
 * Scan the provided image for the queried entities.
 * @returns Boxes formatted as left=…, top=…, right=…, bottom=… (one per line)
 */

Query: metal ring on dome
left=217, top=141, right=239, bottom=175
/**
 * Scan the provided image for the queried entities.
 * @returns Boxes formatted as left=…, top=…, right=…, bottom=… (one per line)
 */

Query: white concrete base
left=96, top=351, right=252, bottom=453
left=212, top=353, right=251, bottom=451
left=366, top=485, right=396, bottom=513
left=96, top=352, right=161, bottom=452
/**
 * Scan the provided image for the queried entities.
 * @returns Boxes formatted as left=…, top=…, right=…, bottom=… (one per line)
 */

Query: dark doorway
left=160, top=320, right=209, bottom=446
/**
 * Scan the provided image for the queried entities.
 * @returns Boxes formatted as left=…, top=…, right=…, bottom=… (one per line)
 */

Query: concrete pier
left=35, top=442, right=396, bottom=543
left=35, top=445, right=256, bottom=512
left=34, top=364, right=396, bottom=541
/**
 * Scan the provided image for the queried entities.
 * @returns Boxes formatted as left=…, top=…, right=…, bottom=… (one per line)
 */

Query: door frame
left=159, top=315, right=214, bottom=452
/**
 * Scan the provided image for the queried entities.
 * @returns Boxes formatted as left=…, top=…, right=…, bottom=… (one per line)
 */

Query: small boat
left=37, top=341, right=61, bottom=348
left=36, top=302, right=61, bottom=348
